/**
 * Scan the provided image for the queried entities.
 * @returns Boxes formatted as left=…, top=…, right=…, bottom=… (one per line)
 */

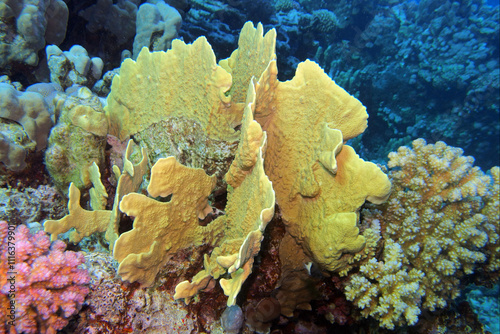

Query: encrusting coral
left=351, top=138, right=500, bottom=328
left=0, top=185, right=65, bottom=225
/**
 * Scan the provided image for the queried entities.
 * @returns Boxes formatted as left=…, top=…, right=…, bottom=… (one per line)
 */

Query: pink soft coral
left=0, top=221, right=90, bottom=334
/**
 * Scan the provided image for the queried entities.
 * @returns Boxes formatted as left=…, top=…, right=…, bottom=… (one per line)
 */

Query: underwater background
left=1, top=0, right=499, bottom=333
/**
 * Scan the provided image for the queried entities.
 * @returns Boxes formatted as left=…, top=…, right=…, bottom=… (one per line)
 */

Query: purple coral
left=0, top=221, right=90, bottom=334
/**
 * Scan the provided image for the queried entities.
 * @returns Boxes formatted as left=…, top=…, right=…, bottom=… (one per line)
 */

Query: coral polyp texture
left=42, top=22, right=392, bottom=313
left=386, top=139, right=497, bottom=309
left=351, top=138, right=499, bottom=328
left=0, top=221, right=90, bottom=334
left=0, top=0, right=498, bottom=331
left=253, top=58, right=391, bottom=274
left=345, top=240, right=425, bottom=329
left=104, top=21, right=389, bottom=306
left=482, top=166, right=500, bottom=272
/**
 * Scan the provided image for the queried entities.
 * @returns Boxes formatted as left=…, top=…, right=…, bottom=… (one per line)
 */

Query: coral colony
left=1, top=221, right=89, bottom=334
left=1, top=0, right=499, bottom=333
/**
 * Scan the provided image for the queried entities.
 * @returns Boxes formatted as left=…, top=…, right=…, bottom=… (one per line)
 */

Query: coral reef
left=44, top=23, right=391, bottom=321
left=167, top=1, right=496, bottom=170
left=77, top=251, right=225, bottom=333
left=0, top=83, right=52, bottom=171
left=78, top=0, right=139, bottom=46
left=352, top=139, right=500, bottom=328
left=104, top=22, right=387, bottom=308
left=44, top=86, right=107, bottom=192
left=313, top=0, right=499, bottom=168
left=0, top=221, right=90, bottom=334
left=132, top=1, right=182, bottom=58
left=0, top=0, right=68, bottom=70
left=0, top=185, right=66, bottom=225
left=2, top=0, right=497, bottom=174
left=345, top=240, right=425, bottom=329
left=46, top=45, right=104, bottom=90
left=0, top=0, right=491, bottom=330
